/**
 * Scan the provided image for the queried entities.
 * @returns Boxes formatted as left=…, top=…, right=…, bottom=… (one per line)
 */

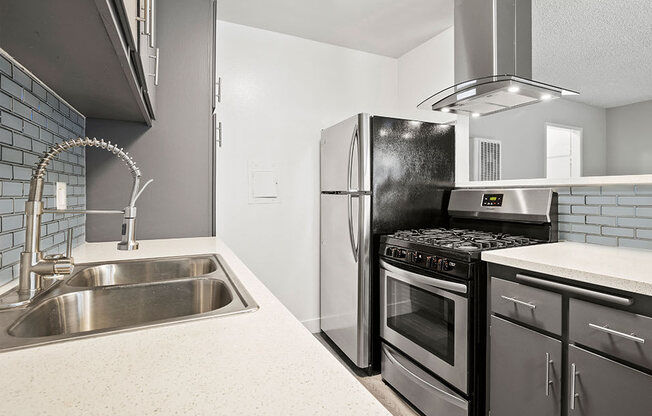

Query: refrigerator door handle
left=347, top=194, right=359, bottom=262
left=347, top=123, right=359, bottom=192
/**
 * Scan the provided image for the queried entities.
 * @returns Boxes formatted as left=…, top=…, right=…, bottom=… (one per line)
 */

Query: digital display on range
left=482, top=193, right=504, bottom=207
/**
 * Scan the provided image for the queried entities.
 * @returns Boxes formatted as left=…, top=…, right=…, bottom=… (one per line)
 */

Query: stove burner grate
left=390, top=228, right=540, bottom=253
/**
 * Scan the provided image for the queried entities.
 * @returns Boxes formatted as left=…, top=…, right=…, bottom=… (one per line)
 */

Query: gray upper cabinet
left=568, top=345, right=652, bottom=416
left=0, top=0, right=158, bottom=125
left=115, top=0, right=140, bottom=52
left=490, top=315, right=562, bottom=416
left=139, top=0, right=158, bottom=118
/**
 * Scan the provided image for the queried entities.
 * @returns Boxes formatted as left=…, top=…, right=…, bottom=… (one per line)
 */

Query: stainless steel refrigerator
left=320, top=113, right=455, bottom=371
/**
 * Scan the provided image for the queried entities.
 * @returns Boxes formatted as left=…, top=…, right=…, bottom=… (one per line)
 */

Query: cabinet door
left=139, top=0, right=158, bottom=118
left=568, top=345, right=652, bottom=416
left=490, top=316, right=562, bottom=416
left=120, top=0, right=139, bottom=51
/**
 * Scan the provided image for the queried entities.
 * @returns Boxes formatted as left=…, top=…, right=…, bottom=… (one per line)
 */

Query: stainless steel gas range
left=378, top=188, right=558, bottom=416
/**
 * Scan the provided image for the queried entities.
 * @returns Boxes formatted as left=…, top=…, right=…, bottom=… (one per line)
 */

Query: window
left=546, top=124, right=582, bottom=179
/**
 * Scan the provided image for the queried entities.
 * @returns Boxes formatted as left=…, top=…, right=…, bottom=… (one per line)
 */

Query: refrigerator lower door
left=320, top=192, right=371, bottom=368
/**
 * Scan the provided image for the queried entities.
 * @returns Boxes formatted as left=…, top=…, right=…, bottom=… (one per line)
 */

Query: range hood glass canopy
left=418, top=75, right=578, bottom=117
left=421, top=0, right=578, bottom=117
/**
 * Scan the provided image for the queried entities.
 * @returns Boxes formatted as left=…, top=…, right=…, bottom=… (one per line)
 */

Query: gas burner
left=387, top=228, right=541, bottom=253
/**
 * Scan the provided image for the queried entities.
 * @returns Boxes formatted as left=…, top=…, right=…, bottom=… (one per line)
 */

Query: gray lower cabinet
left=568, top=345, right=652, bottom=416
left=490, top=316, right=562, bottom=416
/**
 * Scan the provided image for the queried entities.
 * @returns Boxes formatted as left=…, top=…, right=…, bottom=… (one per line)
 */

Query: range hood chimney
left=418, top=0, right=577, bottom=117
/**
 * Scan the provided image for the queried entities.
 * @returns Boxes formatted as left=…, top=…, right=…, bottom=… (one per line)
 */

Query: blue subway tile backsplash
left=556, top=185, right=652, bottom=249
left=0, top=49, right=86, bottom=287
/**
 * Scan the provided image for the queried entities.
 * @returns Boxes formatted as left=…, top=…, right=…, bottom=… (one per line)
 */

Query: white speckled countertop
left=482, top=241, right=652, bottom=296
left=0, top=237, right=390, bottom=416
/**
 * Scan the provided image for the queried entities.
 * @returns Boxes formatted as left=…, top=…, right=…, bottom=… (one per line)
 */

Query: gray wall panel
left=606, top=99, right=652, bottom=176
left=85, top=0, right=213, bottom=242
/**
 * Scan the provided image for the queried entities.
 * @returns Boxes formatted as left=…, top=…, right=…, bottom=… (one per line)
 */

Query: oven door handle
left=380, top=260, right=468, bottom=294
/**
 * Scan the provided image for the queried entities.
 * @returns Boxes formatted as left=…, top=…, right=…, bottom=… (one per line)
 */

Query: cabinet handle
left=515, top=273, right=633, bottom=306
left=588, top=323, right=645, bottom=344
left=569, top=363, right=579, bottom=410
left=149, top=0, right=155, bottom=48
left=137, top=0, right=150, bottom=36
left=545, top=352, right=553, bottom=396
left=148, top=48, right=159, bottom=86
left=216, top=121, right=222, bottom=147
left=500, top=295, right=536, bottom=309
left=216, top=77, right=222, bottom=103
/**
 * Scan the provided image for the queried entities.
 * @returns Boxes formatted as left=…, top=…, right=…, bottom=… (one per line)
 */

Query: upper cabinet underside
left=0, top=0, right=151, bottom=124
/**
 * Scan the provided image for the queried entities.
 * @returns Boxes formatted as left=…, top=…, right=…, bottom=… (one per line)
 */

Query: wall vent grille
left=472, top=138, right=502, bottom=181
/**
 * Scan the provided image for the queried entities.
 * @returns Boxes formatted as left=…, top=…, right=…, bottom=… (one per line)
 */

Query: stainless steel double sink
left=0, top=254, right=258, bottom=352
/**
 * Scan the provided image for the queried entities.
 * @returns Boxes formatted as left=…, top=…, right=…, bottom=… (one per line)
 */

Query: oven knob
left=425, top=256, right=432, bottom=267
left=414, top=252, right=424, bottom=264
left=395, top=249, right=406, bottom=259
left=385, top=246, right=396, bottom=256
left=425, top=256, right=436, bottom=268
left=406, top=251, right=416, bottom=262
left=441, top=259, right=455, bottom=271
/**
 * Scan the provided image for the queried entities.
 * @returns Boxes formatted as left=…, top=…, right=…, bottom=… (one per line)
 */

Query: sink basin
left=67, top=255, right=218, bottom=287
left=0, top=254, right=258, bottom=351
left=9, top=279, right=233, bottom=338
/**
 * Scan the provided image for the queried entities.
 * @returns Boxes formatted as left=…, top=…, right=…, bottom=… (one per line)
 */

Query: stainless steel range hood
left=418, top=0, right=577, bottom=117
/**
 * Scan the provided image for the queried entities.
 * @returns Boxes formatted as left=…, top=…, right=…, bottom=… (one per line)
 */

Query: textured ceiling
left=218, top=0, right=453, bottom=58
left=533, top=0, right=652, bottom=108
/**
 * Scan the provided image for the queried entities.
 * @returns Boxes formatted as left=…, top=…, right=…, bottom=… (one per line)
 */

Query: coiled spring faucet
left=0, top=137, right=153, bottom=308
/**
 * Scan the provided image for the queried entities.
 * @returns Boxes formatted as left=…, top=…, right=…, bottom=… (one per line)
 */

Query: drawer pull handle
left=570, top=363, right=579, bottom=410
left=545, top=352, right=553, bottom=397
left=515, top=273, right=633, bottom=306
left=500, top=295, right=536, bottom=309
left=588, top=323, right=645, bottom=344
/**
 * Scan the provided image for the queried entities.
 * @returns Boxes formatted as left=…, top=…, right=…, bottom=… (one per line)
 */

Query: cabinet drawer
left=569, top=299, right=652, bottom=370
left=491, top=277, right=562, bottom=335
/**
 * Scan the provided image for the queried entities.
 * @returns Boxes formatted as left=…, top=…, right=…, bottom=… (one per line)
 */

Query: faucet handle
left=43, top=229, right=75, bottom=275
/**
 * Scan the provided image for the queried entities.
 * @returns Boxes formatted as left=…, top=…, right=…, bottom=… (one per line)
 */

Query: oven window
left=387, top=277, right=455, bottom=365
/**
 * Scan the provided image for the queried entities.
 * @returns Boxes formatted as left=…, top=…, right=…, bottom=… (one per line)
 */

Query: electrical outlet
left=56, top=182, right=67, bottom=210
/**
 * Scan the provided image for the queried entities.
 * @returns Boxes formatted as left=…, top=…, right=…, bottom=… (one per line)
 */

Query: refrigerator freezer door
left=370, top=116, right=455, bottom=233
left=320, top=192, right=371, bottom=368
left=320, top=113, right=371, bottom=192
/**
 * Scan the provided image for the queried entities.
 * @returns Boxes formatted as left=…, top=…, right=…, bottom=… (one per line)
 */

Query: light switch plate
left=56, top=182, right=67, bottom=209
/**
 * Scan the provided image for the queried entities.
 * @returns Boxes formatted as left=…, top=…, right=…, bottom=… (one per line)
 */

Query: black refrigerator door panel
left=371, top=116, right=455, bottom=234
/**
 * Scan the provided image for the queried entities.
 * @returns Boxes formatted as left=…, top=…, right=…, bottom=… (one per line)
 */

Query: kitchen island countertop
left=0, top=237, right=390, bottom=416
left=482, top=241, right=652, bottom=296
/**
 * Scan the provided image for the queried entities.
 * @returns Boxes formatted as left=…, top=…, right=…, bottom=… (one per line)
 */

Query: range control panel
left=380, top=245, right=471, bottom=280
left=482, top=193, right=504, bottom=207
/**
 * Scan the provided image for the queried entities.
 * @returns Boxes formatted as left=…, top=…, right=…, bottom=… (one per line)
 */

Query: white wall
left=396, top=27, right=467, bottom=182
left=397, top=26, right=454, bottom=124
left=217, top=22, right=400, bottom=331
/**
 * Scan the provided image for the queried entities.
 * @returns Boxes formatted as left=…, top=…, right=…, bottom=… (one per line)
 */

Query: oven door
left=380, top=259, right=468, bottom=394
